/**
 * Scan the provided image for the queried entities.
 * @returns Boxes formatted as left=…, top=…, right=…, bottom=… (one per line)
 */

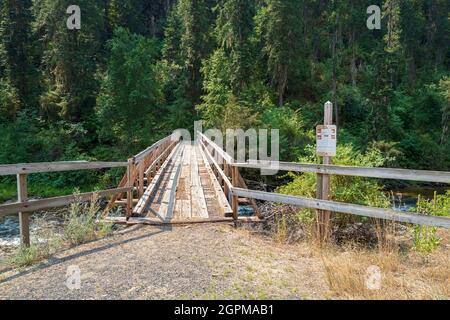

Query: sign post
left=315, top=101, right=335, bottom=243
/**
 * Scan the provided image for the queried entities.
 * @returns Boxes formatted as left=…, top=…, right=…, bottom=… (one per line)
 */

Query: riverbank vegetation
left=6, top=194, right=114, bottom=268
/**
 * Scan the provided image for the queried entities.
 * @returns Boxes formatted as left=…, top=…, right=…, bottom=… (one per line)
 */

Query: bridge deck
left=141, top=141, right=232, bottom=222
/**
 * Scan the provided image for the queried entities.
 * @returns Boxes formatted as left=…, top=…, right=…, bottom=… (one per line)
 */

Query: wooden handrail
left=196, top=131, right=233, bottom=164
left=232, top=188, right=450, bottom=229
left=198, top=138, right=232, bottom=190
left=232, top=161, right=450, bottom=184
left=144, top=140, right=179, bottom=176
left=134, top=135, right=175, bottom=164
left=0, top=161, right=128, bottom=176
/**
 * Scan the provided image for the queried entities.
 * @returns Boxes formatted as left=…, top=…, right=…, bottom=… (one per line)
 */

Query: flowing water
left=388, top=187, right=448, bottom=212
left=0, top=214, right=64, bottom=248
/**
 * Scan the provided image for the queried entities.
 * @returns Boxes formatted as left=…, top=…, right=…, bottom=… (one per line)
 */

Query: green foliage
left=255, top=0, right=304, bottom=105
left=277, top=144, right=391, bottom=224
left=162, top=0, right=215, bottom=108
left=96, top=28, right=164, bottom=155
left=0, top=78, right=20, bottom=117
left=259, top=105, right=311, bottom=161
left=33, top=0, right=104, bottom=121
left=10, top=244, right=46, bottom=267
left=9, top=195, right=114, bottom=268
left=411, top=191, right=450, bottom=253
left=63, top=192, right=113, bottom=246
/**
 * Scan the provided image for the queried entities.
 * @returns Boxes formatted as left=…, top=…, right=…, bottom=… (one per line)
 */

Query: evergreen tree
left=255, top=0, right=303, bottom=106
left=96, top=28, right=164, bottom=154
left=33, top=0, right=104, bottom=121
left=0, top=0, right=36, bottom=115
left=161, top=0, right=215, bottom=128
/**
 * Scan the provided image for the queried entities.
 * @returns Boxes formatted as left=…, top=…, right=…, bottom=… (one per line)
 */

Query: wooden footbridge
left=104, top=133, right=259, bottom=225
left=1, top=131, right=450, bottom=246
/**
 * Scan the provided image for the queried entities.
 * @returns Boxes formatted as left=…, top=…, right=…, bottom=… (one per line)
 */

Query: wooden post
left=17, top=174, right=30, bottom=247
left=126, top=158, right=134, bottom=219
left=138, top=162, right=144, bottom=197
left=316, top=101, right=333, bottom=243
left=223, top=163, right=230, bottom=203
left=231, top=165, right=239, bottom=220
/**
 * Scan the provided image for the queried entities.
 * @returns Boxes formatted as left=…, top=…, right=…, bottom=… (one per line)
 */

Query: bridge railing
left=105, top=134, right=180, bottom=217
left=230, top=161, right=450, bottom=230
left=196, top=131, right=260, bottom=218
left=0, top=161, right=131, bottom=246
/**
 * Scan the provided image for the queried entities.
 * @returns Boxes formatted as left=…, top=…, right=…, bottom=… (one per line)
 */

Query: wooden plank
left=0, top=161, right=128, bottom=176
left=133, top=142, right=182, bottom=215
left=175, top=147, right=191, bottom=219
left=198, top=143, right=233, bottom=216
left=17, top=174, right=30, bottom=246
left=157, top=143, right=184, bottom=221
left=0, top=187, right=132, bottom=217
left=231, top=188, right=450, bottom=229
left=138, top=162, right=145, bottom=197
left=191, top=145, right=208, bottom=218
left=231, top=167, right=239, bottom=220
left=126, top=159, right=134, bottom=218
left=232, top=161, right=450, bottom=184
left=113, top=199, right=139, bottom=205
left=105, top=216, right=261, bottom=225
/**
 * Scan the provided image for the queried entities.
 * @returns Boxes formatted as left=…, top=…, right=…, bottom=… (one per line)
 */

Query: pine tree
left=256, top=0, right=303, bottom=106
left=33, top=0, right=104, bottom=121
left=161, top=0, right=215, bottom=127
left=0, top=0, right=36, bottom=115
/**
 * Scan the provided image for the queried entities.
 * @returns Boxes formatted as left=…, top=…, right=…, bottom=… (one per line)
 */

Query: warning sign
left=316, top=125, right=337, bottom=156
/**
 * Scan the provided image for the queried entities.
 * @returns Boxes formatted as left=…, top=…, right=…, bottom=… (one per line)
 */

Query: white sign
left=316, top=125, right=336, bottom=156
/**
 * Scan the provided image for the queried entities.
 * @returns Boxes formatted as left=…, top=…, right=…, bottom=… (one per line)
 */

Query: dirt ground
left=0, top=223, right=448, bottom=300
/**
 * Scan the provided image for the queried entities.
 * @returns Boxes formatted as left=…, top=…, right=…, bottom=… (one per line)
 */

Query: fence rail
left=0, top=160, right=130, bottom=246
left=0, top=161, right=128, bottom=176
left=233, top=161, right=450, bottom=184
left=134, top=135, right=175, bottom=164
left=229, top=161, right=450, bottom=230
left=0, top=187, right=131, bottom=217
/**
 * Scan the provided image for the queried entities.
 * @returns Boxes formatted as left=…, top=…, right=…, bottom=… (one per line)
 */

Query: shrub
left=411, top=191, right=450, bottom=253
left=63, top=192, right=113, bottom=246
left=276, top=144, right=392, bottom=245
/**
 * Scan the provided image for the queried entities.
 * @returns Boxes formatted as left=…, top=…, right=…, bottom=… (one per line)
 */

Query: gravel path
left=0, top=224, right=328, bottom=299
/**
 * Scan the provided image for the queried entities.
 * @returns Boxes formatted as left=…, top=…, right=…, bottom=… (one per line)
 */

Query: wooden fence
left=230, top=161, right=450, bottom=229
left=0, top=160, right=131, bottom=246
left=196, top=133, right=450, bottom=231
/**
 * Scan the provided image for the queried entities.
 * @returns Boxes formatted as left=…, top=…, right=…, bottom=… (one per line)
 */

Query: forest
left=0, top=0, right=449, bottom=196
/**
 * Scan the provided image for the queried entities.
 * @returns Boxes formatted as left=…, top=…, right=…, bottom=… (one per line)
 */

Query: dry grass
left=319, top=231, right=450, bottom=299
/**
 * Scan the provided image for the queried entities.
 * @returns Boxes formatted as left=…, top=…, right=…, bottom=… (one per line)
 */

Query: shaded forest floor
left=0, top=224, right=448, bottom=300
